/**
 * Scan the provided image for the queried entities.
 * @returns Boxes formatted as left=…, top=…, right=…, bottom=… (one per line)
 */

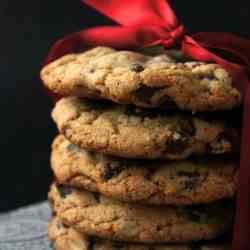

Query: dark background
left=0, top=0, right=249, bottom=212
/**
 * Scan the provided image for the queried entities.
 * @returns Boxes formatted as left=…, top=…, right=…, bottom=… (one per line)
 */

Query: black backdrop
left=0, top=0, right=249, bottom=212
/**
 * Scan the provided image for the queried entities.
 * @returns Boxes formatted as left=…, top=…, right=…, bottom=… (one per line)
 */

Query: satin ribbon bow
left=45, top=1, right=250, bottom=249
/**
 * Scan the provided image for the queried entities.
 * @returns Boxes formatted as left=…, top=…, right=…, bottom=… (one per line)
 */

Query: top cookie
left=41, top=46, right=241, bottom=112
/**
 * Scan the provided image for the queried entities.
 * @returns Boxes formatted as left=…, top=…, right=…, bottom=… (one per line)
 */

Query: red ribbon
left=46, top=1, right=250, bottom=249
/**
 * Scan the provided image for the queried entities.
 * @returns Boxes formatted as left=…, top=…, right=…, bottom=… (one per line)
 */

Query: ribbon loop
left=82, top=0, right=180, bottom=28
left=138, top=24, right=186, bottom=47
left=82, top=0, right=185, bottom=47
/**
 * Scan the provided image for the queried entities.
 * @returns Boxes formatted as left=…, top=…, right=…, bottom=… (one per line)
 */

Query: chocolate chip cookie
left=51, top=135, right=238, bottom=205
left=49, top=183, right=233, bottom=243
left=52, top=97, right=239, bottom=160
left=41, top=46, right=241, bottom=112
left=49, top=216, right=231, bottom=250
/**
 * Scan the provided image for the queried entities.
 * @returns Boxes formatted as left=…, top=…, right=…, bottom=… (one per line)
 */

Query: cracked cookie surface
left=51, top=135, right=238, bottom=205
left=41, top=46, right=241, bottom=112
left=49, top=216, right=231, bottom=250
left=49, top=184, right=233, bottom=243
left=52, top=97, right=239, bottom=160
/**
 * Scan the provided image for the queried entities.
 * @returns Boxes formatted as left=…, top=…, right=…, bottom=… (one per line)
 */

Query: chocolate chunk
left=102, top=160, right=131, bottom=181
left=166, top=119, right=195, bottom=154
left=135, top=85, right=164, bottom=104
left=178, top=171, right=207, bottom=192
left=130, top=63, right=144, bottom=72
left=57, top=185, right=73, bottom=198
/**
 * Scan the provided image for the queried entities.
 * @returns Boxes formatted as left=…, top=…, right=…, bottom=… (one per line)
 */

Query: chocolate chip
left=135, top=85, right=164, bottom=104
left=166, top=118, right=195, bottom=154
left=102, top=160, right=130, bottom=181
left=67, top=143, right=79, bottom=152
left=57, top=185, right=73, bottom=198
left=178, top=170, right=207, bottom=192
left=178, top=171, right=203, bottom=191
left=130, top=63, right=144, bottom=72
left=89, top=68, right=95, bottom=73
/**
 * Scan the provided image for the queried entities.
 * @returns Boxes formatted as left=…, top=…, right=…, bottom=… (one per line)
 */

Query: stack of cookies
left=41, top=47, right=241, bottom=250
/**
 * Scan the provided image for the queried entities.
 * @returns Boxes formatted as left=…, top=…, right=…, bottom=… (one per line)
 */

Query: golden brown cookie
left=49, top=216, right=231, bottom=250
left=52, top=97, right=239, bottom=160
left=51, top=135, right=238, bottom=205
left=41, top=46, right=241, bottom=112
left=49, top=183, right=233, bottom=243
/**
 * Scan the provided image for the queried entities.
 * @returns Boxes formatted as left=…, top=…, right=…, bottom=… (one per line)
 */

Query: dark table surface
left=0, top=0, right=249, bottom=212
